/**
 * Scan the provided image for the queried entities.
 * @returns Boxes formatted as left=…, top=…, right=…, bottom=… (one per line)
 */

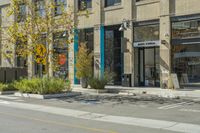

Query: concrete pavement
left=0, top=94, right=200, bottom=133
left=73, top=85, right=200, bottom=98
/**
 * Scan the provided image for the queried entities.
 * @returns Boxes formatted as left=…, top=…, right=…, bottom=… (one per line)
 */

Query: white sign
left=133, top=40, right=160, bottom=48
left=171, top=73, right=180, bottom=89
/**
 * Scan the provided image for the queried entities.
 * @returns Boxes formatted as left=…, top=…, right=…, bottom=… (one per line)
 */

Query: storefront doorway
left=138, top=47, right=160, bottom=87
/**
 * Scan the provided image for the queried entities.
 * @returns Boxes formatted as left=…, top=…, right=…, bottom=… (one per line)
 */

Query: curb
left=14, top=92, right=81, bottom=99
left=0, top=91, right=16, bottom=95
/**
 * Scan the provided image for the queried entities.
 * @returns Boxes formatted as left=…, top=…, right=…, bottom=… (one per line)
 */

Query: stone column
left=122, top=0, right=134, bottom=86
left=93, top=0, right=102, bottom=78
left=159, top=0, right=172, bottom=88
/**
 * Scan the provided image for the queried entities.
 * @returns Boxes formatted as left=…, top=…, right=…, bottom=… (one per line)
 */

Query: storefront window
left=105, top=26, right=122, bottom=85
left=172, top=44, right=200, bottom=84
left=78, top=28, right=94, bottom=76
left=172, top=20, right=200, bottom=39
left=53, top=32, right=68, bottom=79
left=78, top=28, right=94, bottom=52
left=134, top=24, right=159, bottom=42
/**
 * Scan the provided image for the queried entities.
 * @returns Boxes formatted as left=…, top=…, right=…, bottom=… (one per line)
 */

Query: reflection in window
left=172, top=20, right=200, bottom=39
left=54, top=0, right=67, bottom=16
left=78, top=28, right=94, bottom=75
left=134, top=24, right=159, bottom=42
left=35, top=0, right=45, bottom=17
left=172, top=44, right=200, bottom=84
left=105, top=26, right=122, bottom=85
left=78, top=0, right=92, bottom=11
left=17, top=3, right=26, bottom=22
left=105, top=0, right=121, bottom=7
left=53, top=32, right=68, bottom=79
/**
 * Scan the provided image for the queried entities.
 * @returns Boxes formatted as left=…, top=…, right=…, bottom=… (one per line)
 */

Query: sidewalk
left=72, top=85, right=200, bottom=98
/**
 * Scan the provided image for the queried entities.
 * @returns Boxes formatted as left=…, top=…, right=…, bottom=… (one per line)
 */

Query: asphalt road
left=0, top=94, right=199, bottom=133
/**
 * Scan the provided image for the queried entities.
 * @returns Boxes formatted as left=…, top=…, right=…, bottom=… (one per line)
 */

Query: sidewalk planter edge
left=14, top=92, right=81, bottom=99
left=0, top=91, right=16, bottom=95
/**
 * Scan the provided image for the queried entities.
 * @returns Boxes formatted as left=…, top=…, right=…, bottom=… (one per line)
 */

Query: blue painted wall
left=100, top=25, right=105, bottom=78
left=74, top=29, right=79, bottom=84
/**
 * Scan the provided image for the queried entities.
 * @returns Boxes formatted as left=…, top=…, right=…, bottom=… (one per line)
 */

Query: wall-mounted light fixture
left=119, top=19, right=132, bottom=31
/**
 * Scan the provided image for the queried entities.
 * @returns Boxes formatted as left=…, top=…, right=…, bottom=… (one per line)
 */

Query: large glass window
left=78, top=0, right=92, bottom=11
left=172, top=20, right=200, bottom=39
left=35, top=0, right=45, bottom=17
left=105, top=26, right=122, bottom=85
left=17, top=3, right=26, bottom=22
left=53, top=32, right=68, bottom=79
left=78, top=28, right=94, bottom=75
left=134, top=24, right=159, bottom=42
left=78, top=28, right=94, bottom=52
left=172, top=44, right=200, bottom=84
left=105, top=0, right=121, bottom=7
left=54, top=0, right=67, bottom=16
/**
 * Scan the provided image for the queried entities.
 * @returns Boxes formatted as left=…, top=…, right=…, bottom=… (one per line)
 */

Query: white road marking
left=14, top=99, right=25, bottom=102
left=0, top=100, right=200, bottom=133
left=0, top=100, right=10, bottom=104
left=0, top=95, right=19, bottom=100
left=180, top=109, right=200, bottom=113
left=158, top=102, right=194, bottom=110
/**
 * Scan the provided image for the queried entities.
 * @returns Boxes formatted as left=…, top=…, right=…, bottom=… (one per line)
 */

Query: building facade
left=0, top=0, right=200, bottom=88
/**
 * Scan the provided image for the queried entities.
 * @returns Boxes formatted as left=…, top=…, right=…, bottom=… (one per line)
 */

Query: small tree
left=3, top=0, right=76, bottom=78
left=76, top=43, right=93, bottom=88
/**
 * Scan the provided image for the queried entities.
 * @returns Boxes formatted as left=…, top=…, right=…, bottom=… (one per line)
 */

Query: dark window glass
left=78, top=0, right=92, bottom=11
left=53, top=32, right=68, bottom=79
left=172, top=44, right=200, bottom=84
left=17, top=3, right=26, bottom=22
left=134, top=24, right=159, bottom=42
left=35, top=0, right=45, bottom=17
left=78, top=28, right=94, bottom=75
left=54, top=0, right=67, bottom=16
left=172, top=20, right=200, bottom=39
left=78, top=28, right=94, bottom=52
left=105, top=26, right=122, bottom=85
left=105, top=0, right=121, bottom=7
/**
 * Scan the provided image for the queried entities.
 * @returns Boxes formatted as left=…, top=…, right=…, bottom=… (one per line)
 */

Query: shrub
left=14, top=77, right=69, bottom=94
left=76, top=42, right=93, bottom=80
left=88, top=71, right=116, bottom=90
left=0, top=83, right=8, bottom=91
left=88, top=77, right=107, bottom=90
left=0, top=82, right=18, bottom=92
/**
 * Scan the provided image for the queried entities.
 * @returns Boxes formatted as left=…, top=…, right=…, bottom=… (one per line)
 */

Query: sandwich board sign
left=171, top=73, right=180, bottom=89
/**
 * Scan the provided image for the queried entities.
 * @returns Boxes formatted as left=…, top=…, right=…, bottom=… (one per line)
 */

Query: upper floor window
left=172, top=20, right=200, bottom=39
left=105, top=0, right=121, bottom=7
left=17, top=3, right=26, bottom=22
left=54, top=0, right=67, bottom=16
left=35, top=0, right=45, bottom=17
left=78, top=0, right=92, bottom=11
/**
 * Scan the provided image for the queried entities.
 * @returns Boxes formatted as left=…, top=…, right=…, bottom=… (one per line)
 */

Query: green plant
left=76, top=42, right=93, bottom=80
left=88, top=77, right=107, bottom=89
left=0, top=82, right=18, bottom=92
left=0, top=83, right=8, bottom=91
left=14, top=77, right=68, bottom=94
left=88, top=71, right=116, bottom=89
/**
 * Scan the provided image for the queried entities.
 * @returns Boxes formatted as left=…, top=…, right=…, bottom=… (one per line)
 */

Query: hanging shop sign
left=133, top=40, right=160, bottom=48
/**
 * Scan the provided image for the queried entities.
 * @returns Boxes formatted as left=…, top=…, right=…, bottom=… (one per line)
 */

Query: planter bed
left=14, top=91, right=81, bottom=99
left=0, top=91, right=16, bottom=95
left=73, top=87, right=108, bottom=94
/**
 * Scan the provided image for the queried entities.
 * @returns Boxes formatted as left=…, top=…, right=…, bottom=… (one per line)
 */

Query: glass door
left=138, top=47, right=160, bottom=87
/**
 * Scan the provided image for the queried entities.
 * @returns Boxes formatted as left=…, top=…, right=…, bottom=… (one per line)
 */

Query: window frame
left=54, top=0, right=67, bottom=16
left=104, top=0, right=121, bottom=7
left=78, top=0, right=92, bottom=11
left=34, top=0, right=46, bottom=18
